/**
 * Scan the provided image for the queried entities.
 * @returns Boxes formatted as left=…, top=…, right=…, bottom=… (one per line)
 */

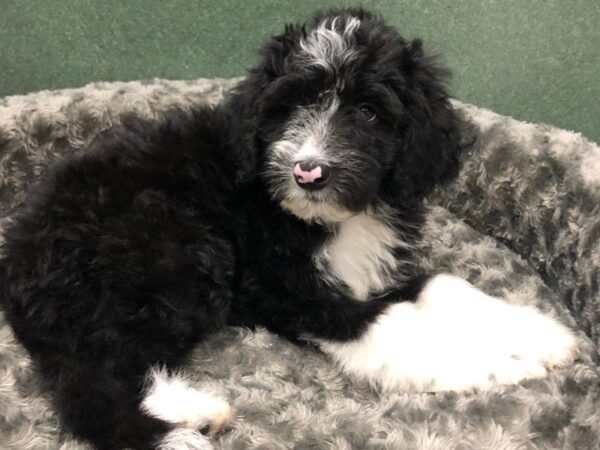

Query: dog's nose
left=293, top=160, right=331, bottom=190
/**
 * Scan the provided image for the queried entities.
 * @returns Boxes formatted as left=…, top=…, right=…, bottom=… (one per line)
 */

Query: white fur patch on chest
left=315, top=213, right=404, bottom=300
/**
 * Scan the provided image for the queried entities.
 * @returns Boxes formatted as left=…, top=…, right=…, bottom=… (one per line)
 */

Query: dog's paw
left=429, top=350, right=550, bottom=391
left=500, top=305, right=578, bottom=370
left=318, top=274, right=578, bottom=392
left=143, top=368, right=233, bottom=435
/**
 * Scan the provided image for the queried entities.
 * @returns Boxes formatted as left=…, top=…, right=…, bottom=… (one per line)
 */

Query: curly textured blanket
left=0, top=79, right=599, bottom=449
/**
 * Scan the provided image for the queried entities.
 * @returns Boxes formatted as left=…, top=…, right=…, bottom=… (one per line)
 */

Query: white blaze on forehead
left=300, top=16, right=361, bottom=69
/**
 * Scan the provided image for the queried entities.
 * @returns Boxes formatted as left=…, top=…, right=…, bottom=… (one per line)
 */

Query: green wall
left=1, top=0, right=598, bottom=142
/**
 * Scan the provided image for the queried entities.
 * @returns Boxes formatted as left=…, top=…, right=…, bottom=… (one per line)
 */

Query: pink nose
left=294, top=163, right=323, bottom=184
left=293, top=160, right=331, bottom=191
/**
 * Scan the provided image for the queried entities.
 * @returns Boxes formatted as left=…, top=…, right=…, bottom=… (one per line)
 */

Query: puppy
left=0, top=8, right=577, bottom=450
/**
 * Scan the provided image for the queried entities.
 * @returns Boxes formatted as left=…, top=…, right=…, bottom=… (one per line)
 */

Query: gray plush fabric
left=0, top=78, right=599, bottom=450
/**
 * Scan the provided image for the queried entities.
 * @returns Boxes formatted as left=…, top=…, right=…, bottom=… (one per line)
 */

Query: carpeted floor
left=1, top=0, right=599, bottom=143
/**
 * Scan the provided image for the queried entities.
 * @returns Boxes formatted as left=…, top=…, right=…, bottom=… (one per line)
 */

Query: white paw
left=497, top=304, right=578, bottom=369
left=143, top=368, right=233, bottom=435
left=319, top=274, right=578, bottom=392
left=422, top=275, right=579, bottom=376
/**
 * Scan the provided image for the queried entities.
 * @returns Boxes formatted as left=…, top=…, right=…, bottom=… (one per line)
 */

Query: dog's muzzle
left=293, top=160, right=331, bottom=191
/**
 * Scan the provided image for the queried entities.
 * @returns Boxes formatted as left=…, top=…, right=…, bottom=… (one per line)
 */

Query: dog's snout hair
left=266, top=92, right=379, bottom=223
left=278, top=96, right=340, bottom=163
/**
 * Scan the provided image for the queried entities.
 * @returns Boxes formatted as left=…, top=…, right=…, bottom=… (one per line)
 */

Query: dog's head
left=227, top=8, right=460, bottom=223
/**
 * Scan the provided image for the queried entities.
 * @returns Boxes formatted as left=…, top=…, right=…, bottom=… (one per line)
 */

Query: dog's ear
left=257, top=23, right=305, bottom=79
left=222, top=24, right=305, bottom=186
left=381, top=39, right=461, bottom=209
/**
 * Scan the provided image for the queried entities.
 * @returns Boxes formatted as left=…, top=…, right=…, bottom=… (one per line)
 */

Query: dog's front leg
left=317, top=274, right=578, bottom=392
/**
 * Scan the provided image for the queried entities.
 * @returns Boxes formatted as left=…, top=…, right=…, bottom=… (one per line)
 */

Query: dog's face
left=231, top=9, right=460, bottom=224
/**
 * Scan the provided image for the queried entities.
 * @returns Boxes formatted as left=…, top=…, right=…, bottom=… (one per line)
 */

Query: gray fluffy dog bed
left=0, top=78, right=599, bottom=449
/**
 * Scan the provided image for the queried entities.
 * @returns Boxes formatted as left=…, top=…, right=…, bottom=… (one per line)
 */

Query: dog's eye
left=358, top=105, right=377, bottom=122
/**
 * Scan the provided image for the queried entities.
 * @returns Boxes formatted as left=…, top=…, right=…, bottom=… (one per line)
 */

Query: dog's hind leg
left=49, top=360, right=228, bottom=449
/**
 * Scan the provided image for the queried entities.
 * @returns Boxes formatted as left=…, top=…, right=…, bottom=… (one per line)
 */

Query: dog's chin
left=280, top=196, right=355, bottom=224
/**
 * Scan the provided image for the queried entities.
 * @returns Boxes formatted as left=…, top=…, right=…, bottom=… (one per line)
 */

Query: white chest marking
left=315, top=213, right=403, bottom=300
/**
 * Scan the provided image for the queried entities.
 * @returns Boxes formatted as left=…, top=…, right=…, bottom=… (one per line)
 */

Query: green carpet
left=1, top=0, right=599, bottom=143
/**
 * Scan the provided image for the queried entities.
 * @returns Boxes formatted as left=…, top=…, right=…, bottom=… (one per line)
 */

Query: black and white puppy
left=0, top=8, right=577, bottom=450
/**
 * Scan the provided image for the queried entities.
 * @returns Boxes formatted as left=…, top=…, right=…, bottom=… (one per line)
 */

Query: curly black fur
left=0, top=8, right=460, bottom=449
